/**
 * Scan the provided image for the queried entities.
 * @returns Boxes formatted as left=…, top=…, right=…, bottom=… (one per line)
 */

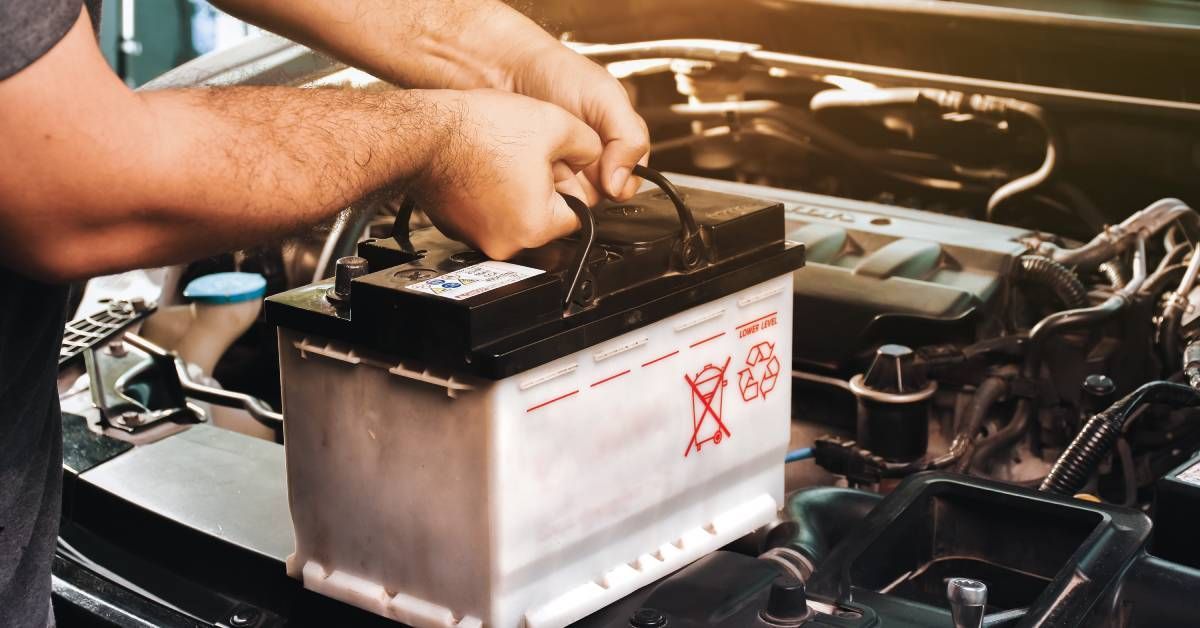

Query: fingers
left=592, top=90, right=650, bottom=200
left=546, top=188, right=584, bottom=243
left=619, top=152, right=649, bottom=200
left=554, top=172, right=596, bottom=211
left=549, top=111, right=603, bottom=172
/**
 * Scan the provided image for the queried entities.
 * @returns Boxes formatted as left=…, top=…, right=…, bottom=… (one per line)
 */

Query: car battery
left=265, top=168, right=805, bottom=628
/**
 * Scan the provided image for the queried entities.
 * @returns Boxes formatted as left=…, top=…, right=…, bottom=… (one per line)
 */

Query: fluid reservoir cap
left=183, top=272, right=267, bottom=304
left=862, top=344, right=928, bottom=394
left=763, top=575, right=811, bottom=623
left=1082, top=374, right=1116, bottom=397
left=1081, top=374, right=1116, bottom=416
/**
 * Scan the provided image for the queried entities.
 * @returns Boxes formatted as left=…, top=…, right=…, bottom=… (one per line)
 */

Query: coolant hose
left=1040, top=381, right=1200, bottom=495
left=1037, top=198, right=1192, bottom=270
left=1023, top=237, right=1146, bottom=379
left=1016, top=255, right=1089, bottom=310
left=969, top=398, right=1031, bottom=474
left=778, top=487, right=883, bottom=573
left=950, top=377, right=1009, bottom=473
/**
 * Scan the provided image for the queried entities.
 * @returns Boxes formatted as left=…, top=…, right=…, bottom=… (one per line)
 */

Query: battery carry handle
left=389, top=169, right=704, bottom=313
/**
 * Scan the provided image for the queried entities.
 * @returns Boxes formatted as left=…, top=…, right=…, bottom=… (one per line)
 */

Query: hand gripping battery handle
left=390, top=165, right=708, bottom=315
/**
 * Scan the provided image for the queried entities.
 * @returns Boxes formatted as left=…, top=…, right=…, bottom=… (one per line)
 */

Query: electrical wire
left=786, top=447, right=816, bottom=463
left=984, top=99, right=1057, bottom=222
left=1041, top=380, right=1200, bottom=495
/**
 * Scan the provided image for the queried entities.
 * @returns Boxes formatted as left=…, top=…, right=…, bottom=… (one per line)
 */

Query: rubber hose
left=779, top=487, right=883, bottom=569
left=1161, top=313, right=1183, bottom=371
left=951, top=377, right=1009, bottom=473
left=969, top=398, right=1031, bottom=473
left=1017, top=255, right=1089, bottom=310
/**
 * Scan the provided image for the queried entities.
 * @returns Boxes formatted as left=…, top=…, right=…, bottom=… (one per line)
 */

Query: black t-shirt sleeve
left=0, top=0, right=85, bottom=80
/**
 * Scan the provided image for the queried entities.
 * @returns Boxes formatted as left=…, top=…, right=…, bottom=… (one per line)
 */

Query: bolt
left=107, top=339, right=127, bottom=357
left=395, top=268, right=435, bottom=282
left=228, top=608, right=261, bottom=627
left=681, top=242, right=700, bottom=268
left=449, top=250, right=486, bottom=265
left=629, top=608, right=667, bottom=628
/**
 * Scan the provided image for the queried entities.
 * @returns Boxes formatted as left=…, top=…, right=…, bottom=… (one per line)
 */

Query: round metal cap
left=1082, top=374, right=1116, bottom=397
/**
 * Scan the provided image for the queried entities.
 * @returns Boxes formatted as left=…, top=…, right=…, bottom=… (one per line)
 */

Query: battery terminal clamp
left=268, top=168, right=804, bottom=378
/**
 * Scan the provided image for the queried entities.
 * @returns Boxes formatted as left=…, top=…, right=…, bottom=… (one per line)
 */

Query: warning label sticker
left=404, top=261, right=544, bottom=301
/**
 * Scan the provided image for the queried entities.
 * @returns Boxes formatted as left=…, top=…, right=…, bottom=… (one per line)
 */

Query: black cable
left=1040, top=381, right=1200, bottom=495
left=984, top=99, right=1059, bottom=223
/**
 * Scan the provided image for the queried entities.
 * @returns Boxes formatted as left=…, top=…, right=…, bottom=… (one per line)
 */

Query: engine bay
left=52, top=3, right=1200, bottom=627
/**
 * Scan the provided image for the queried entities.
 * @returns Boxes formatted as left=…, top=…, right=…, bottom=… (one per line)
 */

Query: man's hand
left=212, top=0, right=650, bottom=202
left=0, top=9, right=601, bottom=281
left=415, top=89, right=602, bottom=260
left=506, top=45, right=650, bottom=202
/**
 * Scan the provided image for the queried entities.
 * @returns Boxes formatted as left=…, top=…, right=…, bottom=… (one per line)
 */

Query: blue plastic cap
left=183, top=272, right=267, bottom=304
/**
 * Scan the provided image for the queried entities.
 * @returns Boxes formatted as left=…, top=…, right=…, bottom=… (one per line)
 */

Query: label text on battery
left=737, top=312, right=778, bottom=339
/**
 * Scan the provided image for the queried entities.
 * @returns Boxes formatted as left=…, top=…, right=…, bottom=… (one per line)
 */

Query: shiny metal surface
left=78, top=424, right=293, bottom=562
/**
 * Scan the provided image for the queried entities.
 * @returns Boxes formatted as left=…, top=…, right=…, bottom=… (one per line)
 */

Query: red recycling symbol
left=684, top=357, right=732, bottom=457
left=738, top=341, right=781, bottom=402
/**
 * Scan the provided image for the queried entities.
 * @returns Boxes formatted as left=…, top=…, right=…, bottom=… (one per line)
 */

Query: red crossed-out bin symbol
left=738, top=341, right=781, bottom=402
left=684, top=357, right=732, bottom=457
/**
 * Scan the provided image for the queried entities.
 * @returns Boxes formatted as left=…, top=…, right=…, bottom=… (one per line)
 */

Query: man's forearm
left=211, top=0, right=558, bottom=91
left=211, top=0, right=649, bottom=201
left=1, top=6, right=607, bottom=283
left=0, top=9, right=457, bottom=283
left=120, top=86, right=453, bottom=263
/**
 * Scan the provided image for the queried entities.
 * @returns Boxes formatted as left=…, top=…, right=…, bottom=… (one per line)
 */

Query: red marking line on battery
left=526, top=390, right=579, bottom=413
left=591, top=369, right=632, bottom=388
left=689, top=332, right=726, bottom=349
left=641, top=350, right=679, bottom=368
left=736, top=311, right=778, bottom=330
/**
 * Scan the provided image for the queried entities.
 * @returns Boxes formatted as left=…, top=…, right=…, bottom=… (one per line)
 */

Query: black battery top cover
left=266, top=168, right=805, bottom=379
